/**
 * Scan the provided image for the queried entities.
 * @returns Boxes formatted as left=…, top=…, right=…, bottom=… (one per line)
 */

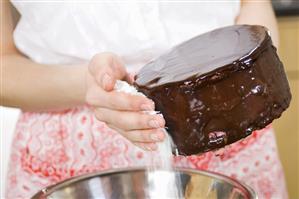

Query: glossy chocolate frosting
left=135, top=25, right=291, bottom=155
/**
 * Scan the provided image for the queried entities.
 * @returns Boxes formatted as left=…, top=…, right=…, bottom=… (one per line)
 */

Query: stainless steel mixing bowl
left=31, top=167, right=257, bottom=199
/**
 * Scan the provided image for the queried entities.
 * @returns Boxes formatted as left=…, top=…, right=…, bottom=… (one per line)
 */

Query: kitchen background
left=1, top=1, right=298, bottom=198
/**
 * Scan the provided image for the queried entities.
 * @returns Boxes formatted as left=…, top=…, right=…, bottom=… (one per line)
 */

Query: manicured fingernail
left=150, top=144, right=157, bottom=151
left=102, top=73, right=112, bottom=89
left=150, top=133, right=160, bottom=141
left=146, top=146, right=152, bottom=151
left=158, top=113, right=164, bottom=119
left=140, top=103, right=154, bottom=111
left=159, top=130, right=165, bottom=140
left=148, top=120, right=161, bottom=128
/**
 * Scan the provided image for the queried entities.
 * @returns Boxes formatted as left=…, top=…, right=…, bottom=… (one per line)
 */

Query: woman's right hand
left=85, top=53, right=166, bottom=151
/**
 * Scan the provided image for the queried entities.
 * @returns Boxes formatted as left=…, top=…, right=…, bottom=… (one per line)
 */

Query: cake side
left=135, top=25, right=292, bottom=155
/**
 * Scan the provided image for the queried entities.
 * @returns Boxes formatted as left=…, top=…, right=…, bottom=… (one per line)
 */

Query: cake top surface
left=135, top=25, right=268, bottom=88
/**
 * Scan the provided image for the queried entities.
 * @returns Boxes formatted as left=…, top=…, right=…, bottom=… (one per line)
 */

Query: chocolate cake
left=135, top=25, right=291, bottom=156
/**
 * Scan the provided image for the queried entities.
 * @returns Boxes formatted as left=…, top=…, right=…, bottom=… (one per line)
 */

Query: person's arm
left=236, top=0, right=279, bottom=47
left=1, top=1, right=86, bottom=111
left=1, top=1, right=165, bottom=150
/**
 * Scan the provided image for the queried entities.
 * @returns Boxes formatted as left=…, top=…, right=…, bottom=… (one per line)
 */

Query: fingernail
left=158, top=130, right=165, bottom=140
left=146, top=146, right=152, bottom=151
left=140, top=103, right=154, bottom=111
left=148, top=120, right=161, bottom=128
left=158, top=113, right=164, bottom=119
left=102, top=73, right=112, bottom=89
left=158, top=115, right=165, bottom=125
left=150, top=144, right=157, bottom=151
left=150, top=133, right=160, bottom=141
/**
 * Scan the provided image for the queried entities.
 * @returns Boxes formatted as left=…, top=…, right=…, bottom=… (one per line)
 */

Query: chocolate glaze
left=135, top=25, right=291, bottom=155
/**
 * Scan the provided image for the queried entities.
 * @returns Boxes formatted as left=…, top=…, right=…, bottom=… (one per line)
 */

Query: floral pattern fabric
left=6, top=106, right=288, bottom=199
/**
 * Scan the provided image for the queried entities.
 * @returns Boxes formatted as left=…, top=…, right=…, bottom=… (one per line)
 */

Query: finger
left=122, top=128, right=165, bottom=143
left=94, top=108, right=165, bottom=130
left=86, top=88, right=154, bottom=111
left=89, top=53, right=127, bottom=91
left=105, top=124, right=159, bottom=151
left=134, top=142, right=158, bottom=151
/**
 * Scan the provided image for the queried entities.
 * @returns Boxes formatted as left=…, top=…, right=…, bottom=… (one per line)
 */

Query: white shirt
left=11, top=1, right=240, bottom=72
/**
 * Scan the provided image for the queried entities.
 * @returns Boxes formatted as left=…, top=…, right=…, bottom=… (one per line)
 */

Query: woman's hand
left=85, top=53, right=165, bottom=151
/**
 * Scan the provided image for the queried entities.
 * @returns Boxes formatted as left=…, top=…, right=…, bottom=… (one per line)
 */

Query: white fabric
left=0, top=107, right=20, bottom=198
left=11, top=1, right=240, bottom=72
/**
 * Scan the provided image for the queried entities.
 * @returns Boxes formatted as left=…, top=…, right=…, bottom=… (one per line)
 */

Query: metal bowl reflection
left=31, top=167, right=257, bottom=199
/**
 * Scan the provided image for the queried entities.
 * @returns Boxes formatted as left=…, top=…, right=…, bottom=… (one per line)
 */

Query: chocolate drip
left=135, top=25, right=291, bottom=155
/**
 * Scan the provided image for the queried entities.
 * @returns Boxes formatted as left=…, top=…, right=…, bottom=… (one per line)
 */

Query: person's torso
left=11, top=1, right=240, bottom=71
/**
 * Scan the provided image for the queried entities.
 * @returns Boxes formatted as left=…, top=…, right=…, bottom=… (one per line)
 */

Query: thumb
left=90, top=53, right=127, bottom=91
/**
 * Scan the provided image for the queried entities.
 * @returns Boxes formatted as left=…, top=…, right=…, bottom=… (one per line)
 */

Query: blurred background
left=271, top=0, right=299, bottom=198
left=1, top=1, right=298, bottom=198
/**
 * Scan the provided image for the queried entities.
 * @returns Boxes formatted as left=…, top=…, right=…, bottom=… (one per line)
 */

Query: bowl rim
left=31, top=166, right=258, bottom=199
